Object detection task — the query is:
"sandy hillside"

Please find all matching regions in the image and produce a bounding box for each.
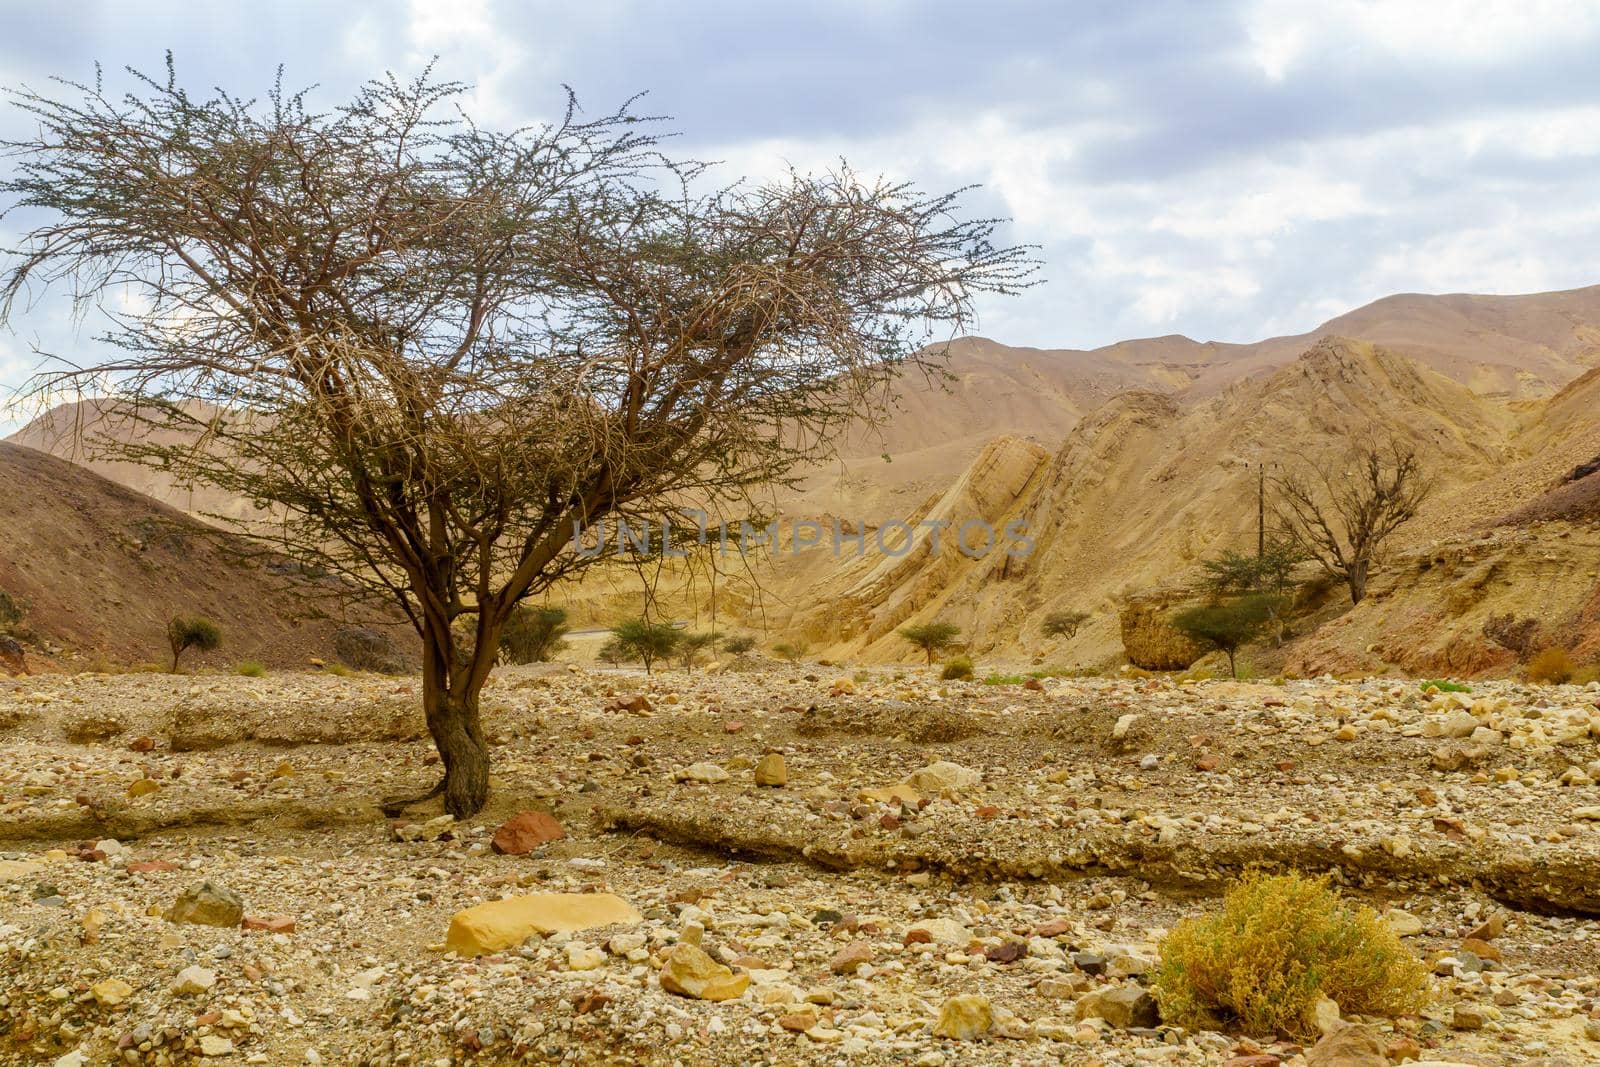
[0,441,410,671]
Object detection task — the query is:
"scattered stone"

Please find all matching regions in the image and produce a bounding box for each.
[490,811,565,854]
[165,882,245,927]
[905,760,981,796]
[931,994,993,1040]
[1305,1024,1386,1067]
[829,940,873,974]
[445,893,641,956]
[91,978,133,1007]
[674,762,730,783]
[173,965,217,995]
[1383,908,1424,937]
[754,753,788,786]
[659,942,750,1001]
[1074,986,1159,1029]
[127,777,160,798]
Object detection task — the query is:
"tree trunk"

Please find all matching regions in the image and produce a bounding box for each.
[1225,648,1237,678]
[424,678,490,818]
[1348,559,1369,605]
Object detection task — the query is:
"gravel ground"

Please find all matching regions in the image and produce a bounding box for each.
[3,665,1600,1065]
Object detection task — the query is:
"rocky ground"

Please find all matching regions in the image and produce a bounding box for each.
[3,663,1600,1065]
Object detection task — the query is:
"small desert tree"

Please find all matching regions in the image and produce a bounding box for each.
[166,615,222,672]
[721,634,757,658]
[898,620,961,665]
[1274,437,1430,605]
[499,605,569,664]
[772,640,808,663]
[611,618,680,674]
[596,638,630,667]
[1,63,1033,815]
[1171,596,1276,678]
[676,631,718,672]
[1041,610,1089,641]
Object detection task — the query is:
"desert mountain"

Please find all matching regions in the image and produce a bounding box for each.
[0,440,409,669]
[7,284,1600,672]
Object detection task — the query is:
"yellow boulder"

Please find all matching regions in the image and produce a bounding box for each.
[659,942,750,1001]
[445,893,641,957]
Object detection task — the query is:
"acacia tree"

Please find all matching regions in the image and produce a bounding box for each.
[1,63,1034,815]
[1273,437,1430,606]
[898,620,961,665]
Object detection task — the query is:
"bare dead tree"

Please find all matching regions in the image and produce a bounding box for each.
[1272,435,1430,605]
[0,59,1037,816]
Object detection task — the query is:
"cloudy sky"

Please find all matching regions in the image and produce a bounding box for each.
[4,0,1600,428]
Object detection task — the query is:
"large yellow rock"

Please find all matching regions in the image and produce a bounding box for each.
[445,893,641,957]
[659,942,750,1001]
[932,994,993,1039]
[0,860,43,883]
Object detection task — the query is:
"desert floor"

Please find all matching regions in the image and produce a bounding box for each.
[3,665,1600,1065]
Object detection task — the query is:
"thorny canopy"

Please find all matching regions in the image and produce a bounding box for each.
[0,60,1036,812]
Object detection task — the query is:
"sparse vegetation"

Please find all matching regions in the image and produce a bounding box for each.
[165,616,222,673]
[0,589,25,630]
[596,638,630,667]
[610,619,681,675]
[1041,610,1090,640]
[940,655,974,681]
[676,632,719,672]
[1171,595,1278,678]
[1153,871,1429,1040]
[721,634,757,658]
[898,621,961,665]
[235,660,267,678]
[1420,678,1471,693]
[772,641,808,663]
[1527,647,1574,685]
[1274,435,1431,604]
[982,673,1029,685]
[500,605,570,664]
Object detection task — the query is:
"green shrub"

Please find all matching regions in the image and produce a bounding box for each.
[1527,647,1574,685]
[1172,595,1279,678]
[610,618,681,674]
[982,673,1028,685]
[166,615,222,672]
[1419,678,1470,694]
[897,621,960,665]
[940,655,974,681]
[1153,871,1429,1040]
[597,638,631,666]
[235,660,267,678]
[771,641,808,663]
[500,605,569,664]
[676,632,718,672]
[1041,610,1089,640]
[721,634,757,657]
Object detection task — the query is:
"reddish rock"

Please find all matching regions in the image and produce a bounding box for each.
[1196,754,1222,772]
[723,720,745,734]
[903,928,933,945]
[829,940,873,974]
[1035,918,1072,937]
[129,736,155,752]
[975,805,1001,819]
[878,813,900,831]
[1023,677,1044,691]
[126,860,180,875]
[491,811,566,855]
[243,913,296,933]
[1224,1057,1280,1067]
[985,940,1028,964]
[193,1011,222,1026]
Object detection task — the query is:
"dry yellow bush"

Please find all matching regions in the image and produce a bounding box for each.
[1153,871,1428,1039]
[1527,647,1574,685]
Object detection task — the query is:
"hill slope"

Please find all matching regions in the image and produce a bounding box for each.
[0,441,409,668]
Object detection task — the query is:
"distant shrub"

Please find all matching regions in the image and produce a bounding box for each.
[940,655,974,681]
[166,615,222,672]
[1153,871,1429,1040]
[500,605,569,664]
[1483,612,1541,661]
[982,673,1028,685]
[1041,610,1090,640]
[1527,647,1574,685]
[1572,664,1600,686]
[897,621,961,665]
[676,631,718,672]
[333,625,407,673]
[721,634,757,657]
[235,660,267,678]
[1419,678,1470,694]
[771,641,808,663]
[596,638,631,667]
[1171,595,1278,678]
[610,618,681,674]
[0,589,25,629]
[323,661,353,677]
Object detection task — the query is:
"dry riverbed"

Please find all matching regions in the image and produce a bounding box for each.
[2,665,1600,1065]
